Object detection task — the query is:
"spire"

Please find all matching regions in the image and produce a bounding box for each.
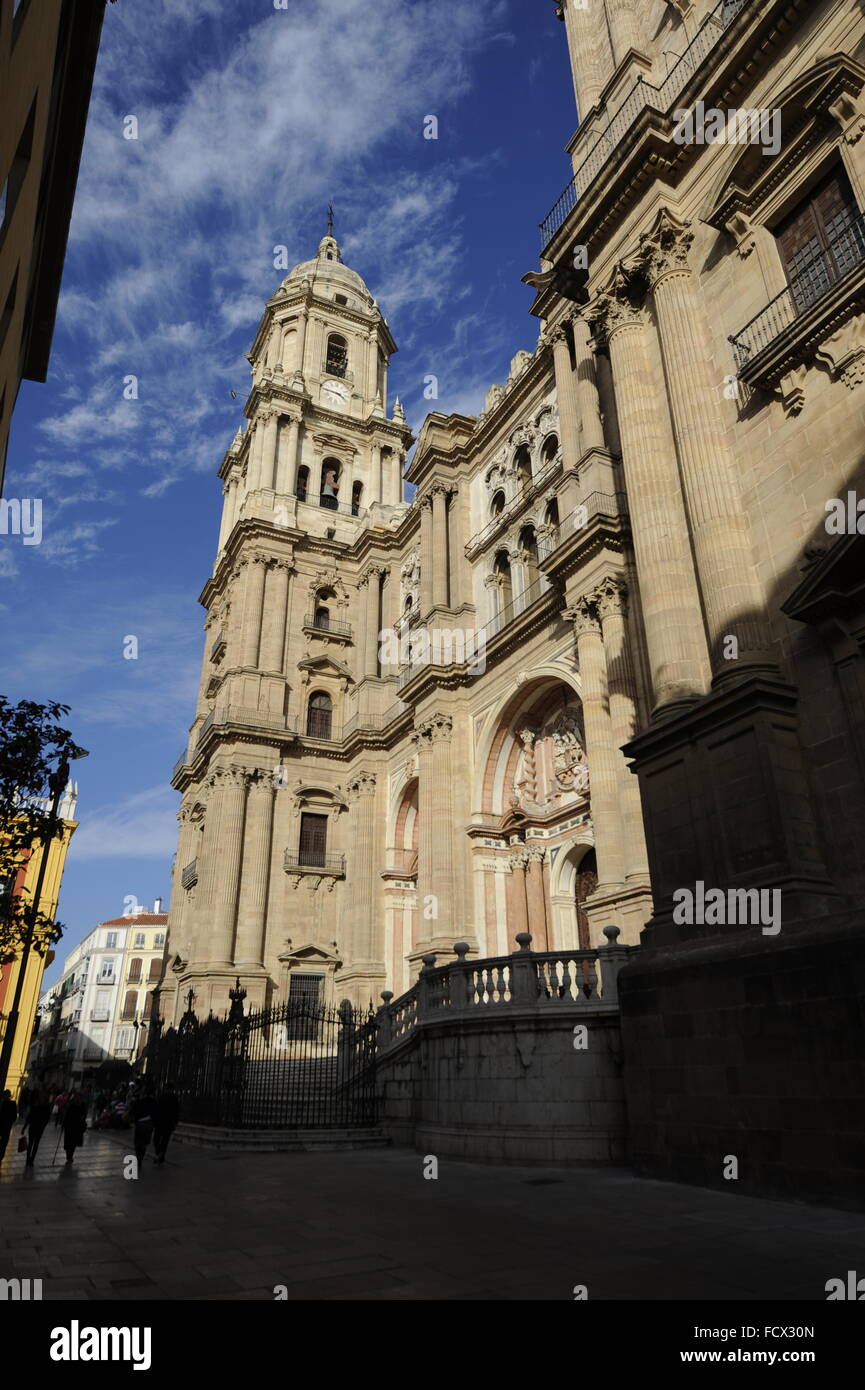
[327,201,334,237]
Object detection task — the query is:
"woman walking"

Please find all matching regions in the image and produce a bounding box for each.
[61,1092,87,1165]
[22,1089,51,1165]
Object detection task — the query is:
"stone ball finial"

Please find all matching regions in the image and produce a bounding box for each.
[602,925,620,942]
[453,942,470,961]
[421,953,437,971]
[515,932,533,952]
[381,990,394,1003]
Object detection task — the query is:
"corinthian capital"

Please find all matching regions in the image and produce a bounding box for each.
[562,598,600,639]
[587,265,646,346]
[416,712,453,743]
[593,573,629,620]
[638,207,694,288]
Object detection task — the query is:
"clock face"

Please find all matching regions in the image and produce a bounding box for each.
[322,380,350,410]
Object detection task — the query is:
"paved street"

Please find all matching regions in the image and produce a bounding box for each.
[0,1129,861,1301]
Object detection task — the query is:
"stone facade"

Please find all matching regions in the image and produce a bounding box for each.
[163,0,865,1203]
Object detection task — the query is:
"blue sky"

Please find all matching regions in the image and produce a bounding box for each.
[2,0,577,987]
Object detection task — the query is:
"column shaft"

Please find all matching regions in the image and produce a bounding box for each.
[507,852,529,938]
[526,852,550,950]
[571,312,605,454]
[432,488,449,609]
[275,417,299,495]
[595,580,649,881]
[240,556,267,668]
[200,769,247,969]
[234,776,273,968]
[562,0,613,116]
[606,0,643,67]
[363,572,380,678]
[420,498,433,615]
[570,605,626,889]
[259,561,289,673]
[551,328,581,473]
[349,776,378,962]
[596,290,709,710]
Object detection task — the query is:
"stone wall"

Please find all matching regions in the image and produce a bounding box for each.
[619,908,865,1209]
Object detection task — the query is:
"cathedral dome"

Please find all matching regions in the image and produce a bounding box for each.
[281,231,374,308]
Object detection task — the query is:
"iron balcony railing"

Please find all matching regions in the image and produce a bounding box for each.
[210,631,226,661]
[181,859,198,890]
[172,751,188,780]
[539,0,754,247]
[465,455,562,556]
[480,576,555,645]
[296,490,365,519]
[196,706,297,745]
[284,850,346,875]
[303,613,352,638]
[729,210,865,369]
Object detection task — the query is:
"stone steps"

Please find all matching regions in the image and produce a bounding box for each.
[174,1123,390,1153]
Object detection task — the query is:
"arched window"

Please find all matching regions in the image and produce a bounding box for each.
[296,466,309,503]
[306,690,333,739]
[514,445,532,490]
[352,481,363,517]
[540,433,558,467]
[575,849,598,953]
[490,490,506,518]
[544,498,559,529]
[519,525,539,587]
[320,458,340,510]
[325,333,348,378]
[313,589,333,630]
[494,550,513,614]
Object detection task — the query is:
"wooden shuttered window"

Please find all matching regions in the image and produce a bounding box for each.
[775,168,863,313]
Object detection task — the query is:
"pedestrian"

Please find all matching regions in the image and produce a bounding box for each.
[18,1084,31,1124]
[0,1090,17,1159]
[129,1085,156,1166]
[22,1089,51,1165]
[53,1090,68,1127]
[60,1092,87,1166]
[153,1082,180,1165]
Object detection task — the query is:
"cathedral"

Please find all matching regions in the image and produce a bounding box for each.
[161,0,865,1191]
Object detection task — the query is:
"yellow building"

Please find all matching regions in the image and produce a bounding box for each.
[0,783,78,1098]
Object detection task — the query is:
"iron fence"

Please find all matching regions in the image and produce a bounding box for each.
[147,984,377,1129]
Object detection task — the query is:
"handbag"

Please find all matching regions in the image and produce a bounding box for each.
[17,1135,27,1152]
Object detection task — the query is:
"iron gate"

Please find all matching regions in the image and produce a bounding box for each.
[147,982,377,1129]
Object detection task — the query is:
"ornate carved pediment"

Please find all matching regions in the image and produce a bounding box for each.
[277,940,342,966]
[297,653,354,689]
[308,567,349,608]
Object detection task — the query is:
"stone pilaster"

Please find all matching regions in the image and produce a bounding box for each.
[234,771,274,970]
[198,765,249,970]
[590,270,710,713]
[571,310,606,455]
[259,406,279,491]
[526,847,550,950]
[550,322,581,475]
[564,598,626,892]
[560,0,613,116]
[275,414,300,495]
[416,712,454,943]
[344,771,382,983]
[360,566,383,678]
[605,0,643,66]
[258,558,292,674]
[419,493,433,616]
[593,575,649,883]
[217,482,232,553]
[240,553,268,669]
[507,848,530,937]
[431,484,449,609]
[638,208,775,682]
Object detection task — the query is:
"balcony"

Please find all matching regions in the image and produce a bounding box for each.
[284,850,345,877]
[466,456,562,560]
[729,211,865,377]
[302,613,352,639]
[172,750,188,780]
[540,0,753,248]
[210,631,226,662]
[90,1011,110,1022]
[195,706,297,747]
[181,859,198,890]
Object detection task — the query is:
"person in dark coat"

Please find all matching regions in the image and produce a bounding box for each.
[153,1083,180,1164]
[61,1092,87,1165]
[18,1085,31,1124]
[0,1091,17,1159]
[129,1086,156,1166]
[22,1089,51,1165]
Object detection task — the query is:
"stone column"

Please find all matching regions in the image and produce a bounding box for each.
[347,771,379,963]
[419,494,433,615]
[606,0,643,67]
[246,420,263,492]
[234,772,274,969]
[294,308,309,383]
[199,766,248,970]
[416,714,454,939]
[561,0,613,116]
[275,415,299,495]
[638,209,775,682]
[240,553,268,669]
[550,323,581,475]
[367,329,379,402]
[361,568,381,678]
[369,442,382,505]
[571,311,605,454]
[259,559,291,674]
[593,575,650,882]
[226,474,240,539]
[260,408,279,491]
[590,270,710,712]
[564,598,626,891]
[507,848,530,938]
[525,847,550,950]
[216,482,232,553]
[431,484,449,609]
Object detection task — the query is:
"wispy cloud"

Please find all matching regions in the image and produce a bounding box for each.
[71,784,179,861]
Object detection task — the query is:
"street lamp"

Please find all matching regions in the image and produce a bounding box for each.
[0,747,89,1093]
